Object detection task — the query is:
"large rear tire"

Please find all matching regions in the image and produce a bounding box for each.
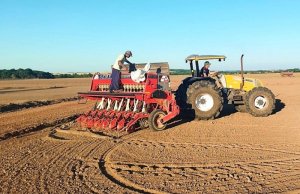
[245,87,275,117]
[175,82,189,109]
[187,80,223,120]
[149,109,167,131]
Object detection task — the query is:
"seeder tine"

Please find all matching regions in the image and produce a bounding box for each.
[104,110,112,117]
[124,112,133,119]
[109,111,117,118]
[90,110,98,117]
[97,97,105,109]
[115,112,122,120]
[118,98,124,111]
[97,110,105,117]
[80,116,89,127]
[76,115,85,123]
[125,99,131,111]
[109,118,118,130]
[102,119,110,129]
[117,118,125,131]
[93,119,101,129]
[86,117,94,129]
[142,101,146,113]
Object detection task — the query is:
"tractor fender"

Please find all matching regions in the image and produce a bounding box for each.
[181,77,215,86]
[175,77,220,110]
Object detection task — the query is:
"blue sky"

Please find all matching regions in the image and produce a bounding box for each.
[0,0,299,72]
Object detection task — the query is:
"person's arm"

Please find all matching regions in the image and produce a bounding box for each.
[124,58,133,65]
[118,60,128,70]
[209,71,218,76]
[124,58,136,72]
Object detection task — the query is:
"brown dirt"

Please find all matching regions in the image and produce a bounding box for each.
[0,73,300,193]
[0,97,80,113]
[0,101,93,139]
[0,78,91,104]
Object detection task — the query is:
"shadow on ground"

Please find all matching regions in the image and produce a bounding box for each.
[167,98,285,129]
[274,99,285,114]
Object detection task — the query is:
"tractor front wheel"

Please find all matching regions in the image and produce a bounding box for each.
[149,109,167,131]
[245,87,275,117]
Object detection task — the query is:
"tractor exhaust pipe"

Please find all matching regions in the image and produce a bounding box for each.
[240,54,245,90]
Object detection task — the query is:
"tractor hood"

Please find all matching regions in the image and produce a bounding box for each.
[221,75,263,91]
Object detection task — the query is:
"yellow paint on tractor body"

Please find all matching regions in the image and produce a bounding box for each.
[222,75,263,92]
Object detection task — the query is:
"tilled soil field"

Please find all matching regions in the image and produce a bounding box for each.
[0,78,91,104]
[0,74,299,193]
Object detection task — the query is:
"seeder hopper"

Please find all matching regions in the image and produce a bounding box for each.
[76,63,180,133]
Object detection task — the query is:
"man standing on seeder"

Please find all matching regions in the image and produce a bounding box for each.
[110,50,135,93]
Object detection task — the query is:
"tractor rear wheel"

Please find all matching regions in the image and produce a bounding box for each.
[175,82,189,109]
[187,80,223,120]
[245,87,275,117]
[149,109,167,131]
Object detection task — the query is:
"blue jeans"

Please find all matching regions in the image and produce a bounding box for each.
[110,68,120,91]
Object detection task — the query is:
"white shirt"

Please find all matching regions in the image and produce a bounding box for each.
[112,54,125,70]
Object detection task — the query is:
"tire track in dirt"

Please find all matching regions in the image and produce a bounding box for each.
[0,100,93,140]
[0,97,79,114]
[49,132,132,194]
[116,160,300,193]
[103,138,300,193]
[58,140,107,193]
[37,141,86,193]
[4,141,65,193]
[99,130,168,194]
[0,115,78,141]
[33,129,101,193]
[1,119,140,193]
[2,128,112,194]
[34,129,120,194]
[129,139,300,156]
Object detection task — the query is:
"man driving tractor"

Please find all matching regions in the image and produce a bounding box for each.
[200,61,221,87]
[200,61,219,77]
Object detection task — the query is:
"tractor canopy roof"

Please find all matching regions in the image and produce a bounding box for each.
[185,55,226,62]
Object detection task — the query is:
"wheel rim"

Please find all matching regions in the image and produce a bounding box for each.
[140,119,149,128]
[195,93,214,112]
[254,96,267,109]
[154,112,165,129]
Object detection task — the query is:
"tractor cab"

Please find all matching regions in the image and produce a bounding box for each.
[184,54,261,92]
[185,55,226,77]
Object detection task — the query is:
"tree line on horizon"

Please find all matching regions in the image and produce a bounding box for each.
[0,68,93,79]
[0,68,299,80]
[0,68,54,79]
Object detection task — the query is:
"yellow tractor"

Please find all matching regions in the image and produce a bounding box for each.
[175,54,275,119]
